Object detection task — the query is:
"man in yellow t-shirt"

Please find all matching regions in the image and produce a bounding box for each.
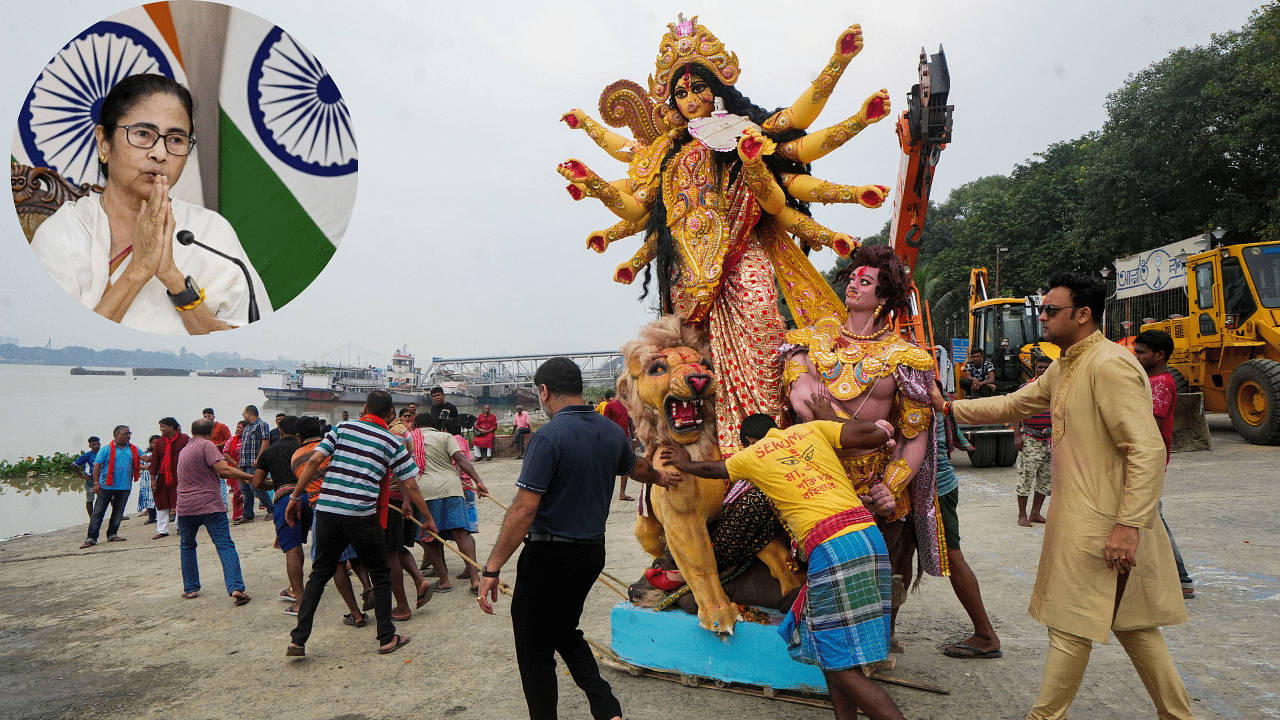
[663,412,906,720]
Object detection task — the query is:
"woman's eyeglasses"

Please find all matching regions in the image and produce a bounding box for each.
[109,125,196,156]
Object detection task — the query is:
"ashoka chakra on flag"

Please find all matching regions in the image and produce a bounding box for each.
[247,25,357,177]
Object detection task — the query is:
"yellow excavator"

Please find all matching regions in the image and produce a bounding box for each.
[953,268,1060,466]
[1140,240,1280,444]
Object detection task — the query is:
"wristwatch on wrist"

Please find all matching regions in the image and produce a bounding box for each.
[166,275,201,307]
[481,567,500,578]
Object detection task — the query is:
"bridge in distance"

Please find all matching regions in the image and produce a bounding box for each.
[421,351,623,386]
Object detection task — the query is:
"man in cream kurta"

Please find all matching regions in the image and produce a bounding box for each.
[934,272,1192,720]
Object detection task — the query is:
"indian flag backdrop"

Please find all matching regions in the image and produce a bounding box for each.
[218,8,357,309]
[12,2,205,207]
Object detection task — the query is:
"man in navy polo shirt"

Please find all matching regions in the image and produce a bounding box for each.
[477,357,674,720]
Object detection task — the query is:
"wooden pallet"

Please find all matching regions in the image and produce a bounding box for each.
[591,643,949,711]
[593,644,834,709]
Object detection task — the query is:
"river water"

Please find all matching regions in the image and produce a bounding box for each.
[0,364,518,538]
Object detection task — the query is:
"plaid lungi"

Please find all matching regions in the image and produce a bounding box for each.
[779,525,892,670]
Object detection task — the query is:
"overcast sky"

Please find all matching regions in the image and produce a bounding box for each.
[1,0,1266,366]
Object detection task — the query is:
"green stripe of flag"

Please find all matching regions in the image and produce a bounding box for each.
[217,108,335,309]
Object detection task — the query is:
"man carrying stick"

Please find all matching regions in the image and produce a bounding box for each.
[476,357,673,720]
[284,391,436,657]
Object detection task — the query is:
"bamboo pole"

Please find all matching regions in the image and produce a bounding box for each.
[390,505,512,597]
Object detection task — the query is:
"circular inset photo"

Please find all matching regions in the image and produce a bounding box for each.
[11,2,356,334]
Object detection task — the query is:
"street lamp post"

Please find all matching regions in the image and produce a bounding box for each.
[995,247,1010,296]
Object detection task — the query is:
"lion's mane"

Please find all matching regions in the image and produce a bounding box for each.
[617,316,720,463]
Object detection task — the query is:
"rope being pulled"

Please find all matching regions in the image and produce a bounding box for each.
[389,504,513,597]
[480,493,630,601]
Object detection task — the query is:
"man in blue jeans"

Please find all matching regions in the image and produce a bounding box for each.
[176,418,255,604]
[81,426,138,548]
[235,405,273,524]
[72,435,101,518]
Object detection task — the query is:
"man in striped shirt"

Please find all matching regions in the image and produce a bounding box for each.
[284,391,435,657]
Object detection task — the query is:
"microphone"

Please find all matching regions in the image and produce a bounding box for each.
[176,230,260,323]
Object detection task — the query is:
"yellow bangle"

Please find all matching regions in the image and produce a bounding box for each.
[881,458,913,493]
[176,287,205,312]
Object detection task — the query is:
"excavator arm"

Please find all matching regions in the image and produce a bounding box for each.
[889,47,953,272]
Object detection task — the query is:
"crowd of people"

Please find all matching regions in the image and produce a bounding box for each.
[71,391,515,628]
[64,283,1199,720]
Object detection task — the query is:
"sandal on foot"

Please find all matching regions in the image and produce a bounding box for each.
[107,536,127,542]
[232,592,252,606]
[278,589,296,602]
[181,591,199,599]
[152,533,169,540]
[434,582,453,594]
[416,585,433,609]
[79,541,95,549]
[283,603,299,616]
[343,613,367,628]
[454,570,470,580]
[360,588,374,611]
[942,643,1003,659]
[286,644,305,658]
[378,634,411,655]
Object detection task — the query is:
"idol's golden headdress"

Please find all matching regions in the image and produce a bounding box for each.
[647,14,740,105]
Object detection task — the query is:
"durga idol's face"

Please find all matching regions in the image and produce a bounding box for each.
[673,73,715,120]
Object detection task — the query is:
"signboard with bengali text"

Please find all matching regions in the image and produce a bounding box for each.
[1114,237,1210,300]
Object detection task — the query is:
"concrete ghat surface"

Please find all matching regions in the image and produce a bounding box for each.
[0,414,1274,719]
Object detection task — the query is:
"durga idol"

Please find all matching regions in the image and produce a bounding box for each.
[558,14,892,451]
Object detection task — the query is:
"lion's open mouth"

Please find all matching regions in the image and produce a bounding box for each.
[665,396,705,433]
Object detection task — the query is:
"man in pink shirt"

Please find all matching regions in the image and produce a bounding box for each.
[177,418,256,604]
[511,405,532,458]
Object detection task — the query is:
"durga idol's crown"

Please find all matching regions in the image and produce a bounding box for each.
[647,14,740,105]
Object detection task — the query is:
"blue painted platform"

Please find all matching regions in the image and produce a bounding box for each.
[610,602,830,693]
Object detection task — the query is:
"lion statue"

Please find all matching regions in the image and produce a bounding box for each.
[618,316,803,634]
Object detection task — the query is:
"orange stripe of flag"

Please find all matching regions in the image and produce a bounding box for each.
[143,2,184,70]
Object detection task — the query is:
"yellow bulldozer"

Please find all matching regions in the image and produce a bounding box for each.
[952,268,1060,466]
[1141,240,1280,444]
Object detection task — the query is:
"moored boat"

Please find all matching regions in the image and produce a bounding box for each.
[132,368,190,376]
[196,367,260,378]
[70,367,126,376]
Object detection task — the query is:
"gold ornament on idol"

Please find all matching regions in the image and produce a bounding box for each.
[881,458,914,495]
[839,321,891,341]
[648,14,740,104]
